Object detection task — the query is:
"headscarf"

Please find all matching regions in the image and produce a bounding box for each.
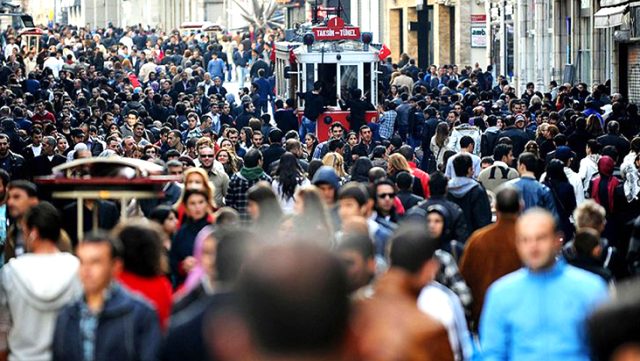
[179,225,216,297]
[591,156,619,211]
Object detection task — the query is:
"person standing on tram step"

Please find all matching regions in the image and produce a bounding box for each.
[300,81,326,139]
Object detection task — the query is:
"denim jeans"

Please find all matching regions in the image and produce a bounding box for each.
[299,116,316,139]
[237,66,247,88]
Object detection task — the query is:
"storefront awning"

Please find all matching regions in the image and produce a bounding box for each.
[595,4,629,28]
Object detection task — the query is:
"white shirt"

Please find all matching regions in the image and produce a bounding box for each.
[31,144,42,157]
[43,57,63,78]
[418,282,471,361]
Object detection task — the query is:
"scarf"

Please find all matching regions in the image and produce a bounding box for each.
[240,166,265,181]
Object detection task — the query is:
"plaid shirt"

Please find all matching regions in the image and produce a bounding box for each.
[225,171,272,222]
[378,110,397,140]
[436,250,473,311]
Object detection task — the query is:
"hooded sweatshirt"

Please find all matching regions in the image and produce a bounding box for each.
[0,253,81,361]
[447,177,492,233]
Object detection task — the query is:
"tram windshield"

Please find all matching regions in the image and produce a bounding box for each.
[318,63,337,106]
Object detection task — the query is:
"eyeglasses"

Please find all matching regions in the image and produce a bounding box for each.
[200,154,214,158]
[378,193,396,199]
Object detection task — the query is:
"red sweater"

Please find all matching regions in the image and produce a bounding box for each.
[118,271,173,330]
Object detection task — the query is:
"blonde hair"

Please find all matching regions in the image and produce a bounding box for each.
[574,200,606,231]
[322,152,346,177]
[176,168,217,209]
[388,153,411,174]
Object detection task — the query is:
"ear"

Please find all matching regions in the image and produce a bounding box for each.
[112,258,124,277]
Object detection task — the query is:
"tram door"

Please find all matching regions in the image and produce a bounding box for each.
[317,63,337,106]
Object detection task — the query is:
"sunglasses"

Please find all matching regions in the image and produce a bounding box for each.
[200,154,214,158]
[378,193,396,199]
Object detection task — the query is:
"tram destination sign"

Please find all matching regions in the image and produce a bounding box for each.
[312,17,361,41]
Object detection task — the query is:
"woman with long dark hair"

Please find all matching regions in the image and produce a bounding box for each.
[271,152,310,214]
[544,159,577,241]
[247,182,283,237]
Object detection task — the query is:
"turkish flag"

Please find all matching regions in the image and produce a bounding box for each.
[378,44,391,60]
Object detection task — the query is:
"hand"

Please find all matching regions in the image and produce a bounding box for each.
[182,256,197,273]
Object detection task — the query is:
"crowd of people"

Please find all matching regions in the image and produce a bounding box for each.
[0,20,637,361]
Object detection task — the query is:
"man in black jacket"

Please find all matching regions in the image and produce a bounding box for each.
[274,98,298,135]
[300,81,326,139]
[446,154,492,235]
[339,88,375,132]
[499,114,531,158]
[597,121,630,164]
[261,128,285,171]
[31,136,66,179]
[408,171,470,243]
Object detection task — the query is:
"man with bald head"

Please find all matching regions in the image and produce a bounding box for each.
[480,209,608,361]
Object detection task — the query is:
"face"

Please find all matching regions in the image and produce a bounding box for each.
[186,174,205,189]
[77,242,118,296]
[0,138,9,156]
[32,133,43,145]
[228,132,239,145]
[305,135,314,147]
[360,128,372,142]
[506,150,514,165]
[123,138,136,153]
[199,148,215,168]
[331,126,344,139]
[427,213,445,238]
[188,117,197,129]
[57,138,68,152]
[516,213,561,271]
[186,193,209,220]
[167,133,180,147]
[216,151,229,164]
[42,140,54,155]
[347,134,358,146]
[317,184,336,205]
[7,188,37,219]
[339,249,373,292]
[126,114,137,126]
[168,165,184,178]
[134,125,145,137]
[221,140,233,150]
[339,198,364,219]
[252,134,263,147]
[145,147,157,158]
[375,184,395,215]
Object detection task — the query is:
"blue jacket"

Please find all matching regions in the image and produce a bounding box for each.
[52,284,161,361]
[508,176,559,220]
[480,261,607,361]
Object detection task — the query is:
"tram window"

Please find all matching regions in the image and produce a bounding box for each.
[318,64,337,106]
[305,64,315,92]
[340,65,358,101]
[363,63,371,103]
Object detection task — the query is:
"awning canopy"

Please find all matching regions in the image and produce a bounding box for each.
[594,4,628,28]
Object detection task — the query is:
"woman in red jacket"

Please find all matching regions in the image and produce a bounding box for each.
[115,219,173,331]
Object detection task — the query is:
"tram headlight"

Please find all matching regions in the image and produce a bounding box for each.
[303,33,315,51]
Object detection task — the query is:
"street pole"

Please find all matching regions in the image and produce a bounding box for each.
[535,0,545,90]
[500,0,506,78]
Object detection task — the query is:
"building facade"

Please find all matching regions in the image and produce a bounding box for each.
[382,0,487,70]
[485,0,638,104]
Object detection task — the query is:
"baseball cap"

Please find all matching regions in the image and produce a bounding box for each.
[555,146,576,162]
